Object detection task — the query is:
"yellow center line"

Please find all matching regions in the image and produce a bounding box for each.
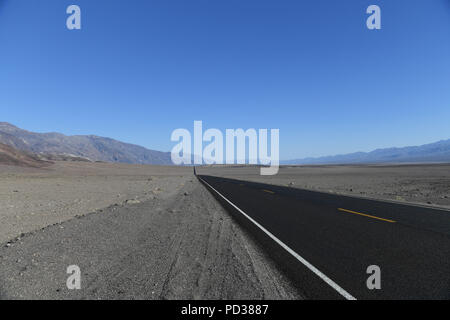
[338,208,396,223]
[263,189,275,194]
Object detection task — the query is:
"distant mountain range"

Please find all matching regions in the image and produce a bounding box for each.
[1,122,449,167]
[284,139,450,165]
[0,122,172,165]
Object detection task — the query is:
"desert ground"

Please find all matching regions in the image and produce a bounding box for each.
[198,164,450,210]
[0,161,299,299]
[0,161,192,244]
[2,161,450,299]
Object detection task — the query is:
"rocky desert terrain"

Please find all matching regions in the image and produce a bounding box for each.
[0,161,191,244]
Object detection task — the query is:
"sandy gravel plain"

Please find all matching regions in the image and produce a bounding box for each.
[0,161,300,299]
[198,164,450,210]
[0,161,193,244]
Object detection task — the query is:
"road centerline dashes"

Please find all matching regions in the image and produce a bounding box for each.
[338,208,396,223]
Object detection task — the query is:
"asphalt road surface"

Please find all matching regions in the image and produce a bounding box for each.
[197,175,450,300]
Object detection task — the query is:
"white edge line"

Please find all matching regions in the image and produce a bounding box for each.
[198,176,357,301]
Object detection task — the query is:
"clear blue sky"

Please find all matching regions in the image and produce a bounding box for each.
[1,0,449,159]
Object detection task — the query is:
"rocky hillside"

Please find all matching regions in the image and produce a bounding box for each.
[0,122,172,165]
[0,142,51,168]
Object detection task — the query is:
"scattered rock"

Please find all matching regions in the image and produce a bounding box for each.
[184,192,189,196]
[125,199,140,204]
[152,188,162,194]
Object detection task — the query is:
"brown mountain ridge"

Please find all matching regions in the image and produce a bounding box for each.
[0,142,51,168]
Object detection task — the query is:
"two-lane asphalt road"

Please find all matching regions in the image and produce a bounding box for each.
[197,175,450,300]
